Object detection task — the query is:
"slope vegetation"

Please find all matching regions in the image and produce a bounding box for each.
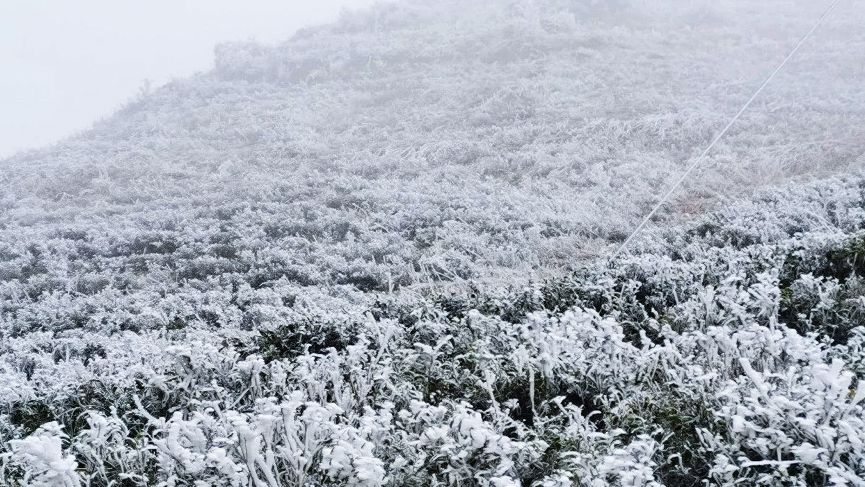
[1,0,865,486]
[2,0,863,289]
[3,173,865,486]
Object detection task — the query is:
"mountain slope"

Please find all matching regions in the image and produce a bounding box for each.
[2,0,863,290]
[3,172,865,486]
[2,1,865,485]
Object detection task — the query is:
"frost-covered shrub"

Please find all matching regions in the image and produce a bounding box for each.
[5,422,80,487]
[1,0,865,485]
[4,176,865,484]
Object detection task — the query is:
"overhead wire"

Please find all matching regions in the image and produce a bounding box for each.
[611,0,841,259]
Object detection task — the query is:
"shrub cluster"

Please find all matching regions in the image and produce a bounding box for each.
[1,0,864,484]
[2,0,863,291]
[2,174,865,485]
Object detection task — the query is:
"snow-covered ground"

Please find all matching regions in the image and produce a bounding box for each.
[1,1,864,485]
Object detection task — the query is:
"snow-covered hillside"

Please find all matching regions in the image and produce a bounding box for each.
[2,0,863,288]
[1,0,864,485]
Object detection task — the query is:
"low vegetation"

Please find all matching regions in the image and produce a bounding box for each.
[1,0,864,485]
[2,175,865,486]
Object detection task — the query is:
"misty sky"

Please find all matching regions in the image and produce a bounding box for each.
[0,0,380,159]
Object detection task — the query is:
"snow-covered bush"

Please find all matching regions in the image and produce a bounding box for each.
[1,0,865,485]
[5,422,80,487]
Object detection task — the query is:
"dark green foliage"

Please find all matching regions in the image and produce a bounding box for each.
[824,232,865,281]
[241,320,361,363]
[20,244,48,280]
[10,401,57,437]
[0,245,21,262]
[166,317,188,331]
[336,272,382,292]
[108,234,180,257]
[52,342,106,366]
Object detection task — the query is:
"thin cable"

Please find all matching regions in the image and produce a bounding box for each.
[611,1,840,259]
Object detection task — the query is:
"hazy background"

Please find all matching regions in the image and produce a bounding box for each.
[0,0,380,159]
